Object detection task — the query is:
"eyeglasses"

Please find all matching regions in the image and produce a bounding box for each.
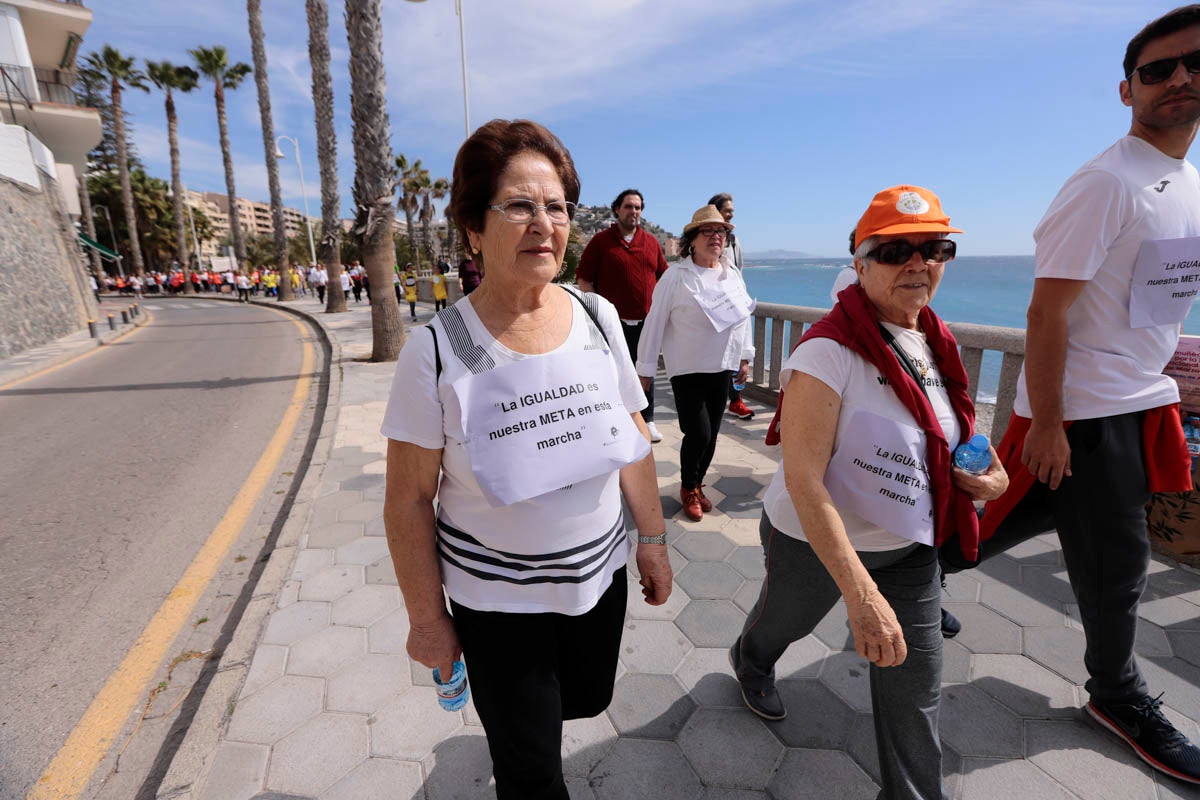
[1130,49,1200,84]
[866,239,956,266]
[488,199,575,225]
[696,227,728,239]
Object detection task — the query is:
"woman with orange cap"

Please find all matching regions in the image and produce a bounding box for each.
[729,186,1007,799]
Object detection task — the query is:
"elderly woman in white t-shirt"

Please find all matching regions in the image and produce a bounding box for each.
[729,185,1007,800]
[381,119,672,800]
[635,204,755,522]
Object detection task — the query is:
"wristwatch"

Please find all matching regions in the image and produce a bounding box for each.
[637,533,667,545]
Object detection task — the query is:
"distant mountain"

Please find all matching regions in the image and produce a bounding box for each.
[744,249,814,260]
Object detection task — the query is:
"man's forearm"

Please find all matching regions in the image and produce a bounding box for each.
[1024,303,1069,426]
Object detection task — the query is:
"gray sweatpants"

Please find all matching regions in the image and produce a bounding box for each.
[734,513,945,800]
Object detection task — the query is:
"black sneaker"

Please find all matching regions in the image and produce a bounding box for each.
[729,644,787,721]
[1087,693,1200,784]
[941,607,962,638]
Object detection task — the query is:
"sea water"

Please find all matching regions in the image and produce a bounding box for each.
[741,256,1200,402]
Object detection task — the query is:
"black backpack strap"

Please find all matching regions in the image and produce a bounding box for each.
[564,285,610,349]
[427,324,442,380]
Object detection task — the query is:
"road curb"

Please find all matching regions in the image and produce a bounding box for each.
[0,303,148,390]
[154,295,344,800]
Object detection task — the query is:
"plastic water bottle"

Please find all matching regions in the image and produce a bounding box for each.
[433,660,469,711]
[732,380,746,392]
[1184,416,1200,466]
[953,434,992,475]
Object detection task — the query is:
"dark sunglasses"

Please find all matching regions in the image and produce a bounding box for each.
[866,239,957,266]
[1130,49,1200,85]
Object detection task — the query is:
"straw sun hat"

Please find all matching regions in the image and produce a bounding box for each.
[683,205,735,236]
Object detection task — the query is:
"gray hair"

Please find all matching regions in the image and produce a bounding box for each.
[853,236,879,261]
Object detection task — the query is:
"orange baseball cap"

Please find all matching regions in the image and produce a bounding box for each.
[853,185,962,251]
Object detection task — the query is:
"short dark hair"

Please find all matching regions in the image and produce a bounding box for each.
[1124,4,1200,78]
[679,228,701,260]
[611,189,644,215]
[447,119,580,268]
[708,192,733,211]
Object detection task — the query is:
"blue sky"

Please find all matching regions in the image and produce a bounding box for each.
[86,1,1175,257]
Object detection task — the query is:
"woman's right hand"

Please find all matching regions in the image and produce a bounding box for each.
[407,613,462,678]
[845,585,907,667]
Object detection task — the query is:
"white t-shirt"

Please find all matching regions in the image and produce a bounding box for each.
[635,257,755,378]
[1015,136,1200,420]
[380,289,647,615]
[762,324,962,552]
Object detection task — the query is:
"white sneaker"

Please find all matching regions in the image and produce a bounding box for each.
[646,422,663,443]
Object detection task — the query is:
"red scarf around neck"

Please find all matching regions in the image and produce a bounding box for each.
[765,283,981,561]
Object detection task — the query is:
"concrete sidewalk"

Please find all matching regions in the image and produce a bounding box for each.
[92,293,1200,799]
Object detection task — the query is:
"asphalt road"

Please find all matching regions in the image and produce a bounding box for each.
[0,296,323,799]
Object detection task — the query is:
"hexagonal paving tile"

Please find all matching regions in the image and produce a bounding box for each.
[676,647,741,708]
[266,712,368,796]
[624,576,689,621]
[562,713,618,778]
[286,625,367,678]
[970,653,1080,718]
[941,639,971,684]
[959,756,1077,799]
[732,579,762,614]
[678,708,783,788]
[364,555,398,586]
[815,650,872,713]
[1169,628,1200,666]
[675,599,745,648]
[939,683,1023,758]
[335,536,390,566]
[676,562,745,600]
[812,601,853,651]
[607,673,696,740]
[418,729,494,798]
[770,678,858,748]
[768,749,878,800]
[725,546,765,579]
[1022,625,1089,685]
[654,459,681,477]
[943,602,1023,655]
[327,652,412,713]
[1026,718,1158,799]
[698,790,770,800]
[261,601,331,646]
[339,472,385,492]
[366,607,409,654]
[226,675,324,745]
[306,521,367,550]
[775,636,827,681]
[315,489,363,510]
[196,740,268,800]
[674,531,737,562]
[619,618,692,674]
[298,564,365,603]
[331,584,401,627]
[319,757,424,800]
[589,739,702,800]
[370,686,465,759]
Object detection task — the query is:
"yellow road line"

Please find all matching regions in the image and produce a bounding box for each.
[29,313,314,800]
[0,310,154,392]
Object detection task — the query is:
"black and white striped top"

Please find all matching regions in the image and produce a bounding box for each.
[380,287,647,615]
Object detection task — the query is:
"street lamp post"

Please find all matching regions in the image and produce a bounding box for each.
[95,205,125,278]
[274,134,318,267]
[406,0,470,138]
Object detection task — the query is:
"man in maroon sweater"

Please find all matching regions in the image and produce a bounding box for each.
[577,189,669,442]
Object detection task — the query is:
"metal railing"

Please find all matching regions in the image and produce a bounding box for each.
[34,67,78,106]
[744,302,1026,441]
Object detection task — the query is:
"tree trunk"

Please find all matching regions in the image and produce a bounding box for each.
[346,0,404,361]
[307,0,345,312]
[249,0,292,300]
[166,90,193,292]
[111,81,145,275]
[78,174,103,278]
[215,82,247,266]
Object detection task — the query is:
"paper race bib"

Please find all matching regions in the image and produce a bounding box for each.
[1129,236,1200,328]
[823,410,935,546]
[454,348,650,507]
[695,278,756,332]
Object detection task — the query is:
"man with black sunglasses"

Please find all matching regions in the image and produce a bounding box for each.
[980,4,1200,786]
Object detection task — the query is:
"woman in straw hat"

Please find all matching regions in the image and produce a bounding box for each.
[635,204,756,521]
[730,185,1007,799]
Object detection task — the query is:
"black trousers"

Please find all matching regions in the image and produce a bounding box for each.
[622,321,654,422]
[450,569,627,800]
[670,371,731,489]
[976,412,1151,703]
[316,285,325,303]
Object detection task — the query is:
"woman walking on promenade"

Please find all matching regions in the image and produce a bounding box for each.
[730,186,1007,799]
[381,119,672,800]
[635,204,755,521]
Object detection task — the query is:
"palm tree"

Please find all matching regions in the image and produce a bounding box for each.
[421,176,449,263]
[247,0,292,300]
[345,0,404,360]
[190,45,252,267]
[404,164,429,266]
[86,46,148,275]
[307,0,345,312]
[146,60,199,291]
[394,153,420,263]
